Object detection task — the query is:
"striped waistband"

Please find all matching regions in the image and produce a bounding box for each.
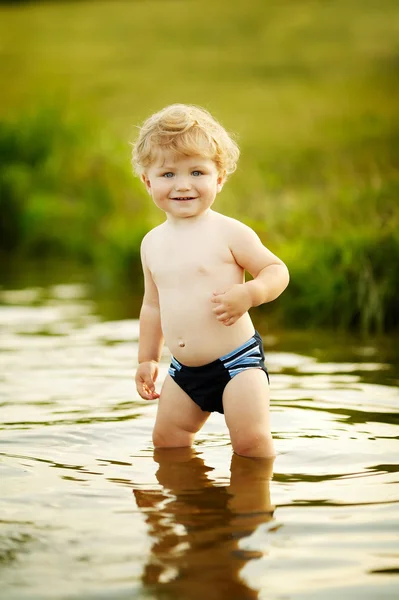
[170,331,261,372]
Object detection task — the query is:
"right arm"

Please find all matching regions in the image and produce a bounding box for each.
[135,236,164,400]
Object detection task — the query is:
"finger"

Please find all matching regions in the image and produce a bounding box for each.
[143,377,156,393]
[136,377,155,399]
[144,387,159,400]
[211,291,225,302]
[138,380,150,396]
[216,312,230,321]
[139,384,159,400]
[137,386,151,400]
[222,317,236,327]
[212,305,226,314]
[140,391,159,400]
[144,379,160,399]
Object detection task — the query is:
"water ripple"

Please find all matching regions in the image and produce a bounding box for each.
[0,285,398,599]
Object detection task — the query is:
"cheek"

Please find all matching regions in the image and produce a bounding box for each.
[198,179,214,192]
[152,181,169,196]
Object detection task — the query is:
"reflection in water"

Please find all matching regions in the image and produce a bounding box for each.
[133,449,274,600]
[1,283,398,599]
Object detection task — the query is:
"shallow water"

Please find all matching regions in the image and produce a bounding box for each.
[0,283,398,600]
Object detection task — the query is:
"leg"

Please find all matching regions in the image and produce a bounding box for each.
[223,369,275,458]
[228,454,275,525]
[152,375,210,448]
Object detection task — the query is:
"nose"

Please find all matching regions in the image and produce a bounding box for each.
[174,177,191,192]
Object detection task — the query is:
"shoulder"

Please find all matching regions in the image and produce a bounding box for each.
[141,223,165,247]
[140,224,165,259]
[212,212,260,244]
[211,211,244,231]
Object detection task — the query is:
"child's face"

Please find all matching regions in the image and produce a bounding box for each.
[142,150,225,221]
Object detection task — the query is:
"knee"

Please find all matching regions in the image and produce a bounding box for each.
[152,426,194,449]
[152,428,167,448]
[231,430,275,459]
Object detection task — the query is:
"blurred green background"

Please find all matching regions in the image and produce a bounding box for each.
[1,0,398,333]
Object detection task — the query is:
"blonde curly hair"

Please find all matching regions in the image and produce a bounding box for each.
[132,104,240,177]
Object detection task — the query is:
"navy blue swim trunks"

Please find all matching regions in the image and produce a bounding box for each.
[168,330,269,414]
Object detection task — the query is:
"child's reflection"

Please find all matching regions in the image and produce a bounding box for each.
[133,448,275,600]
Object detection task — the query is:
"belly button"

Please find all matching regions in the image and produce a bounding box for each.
[178,340,185,348]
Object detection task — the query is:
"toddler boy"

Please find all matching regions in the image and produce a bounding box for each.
[132,104,289,458]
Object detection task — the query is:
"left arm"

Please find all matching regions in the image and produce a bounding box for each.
[212,220,289,326]
[245,263,290,307]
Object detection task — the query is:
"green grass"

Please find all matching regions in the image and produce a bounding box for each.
[0,0,398,333]
[0,105,158,284]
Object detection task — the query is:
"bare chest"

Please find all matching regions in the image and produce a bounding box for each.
[148,237,236,288]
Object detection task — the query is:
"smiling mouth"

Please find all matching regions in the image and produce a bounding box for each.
[171,197,198,201]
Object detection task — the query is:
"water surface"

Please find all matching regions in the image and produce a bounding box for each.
[0,284,398,599]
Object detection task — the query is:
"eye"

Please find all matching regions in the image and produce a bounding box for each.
[192,170,203,176]
[162,172,174,178]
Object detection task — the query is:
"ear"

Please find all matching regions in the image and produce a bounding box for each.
[141,173,152,194]
[216,170,227,193]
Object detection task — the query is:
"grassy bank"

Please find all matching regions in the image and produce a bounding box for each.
[0,0,398,333]
[0,106,156,281]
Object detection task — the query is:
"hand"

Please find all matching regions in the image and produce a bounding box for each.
[211,284,252,327]
[135,361,160,400]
